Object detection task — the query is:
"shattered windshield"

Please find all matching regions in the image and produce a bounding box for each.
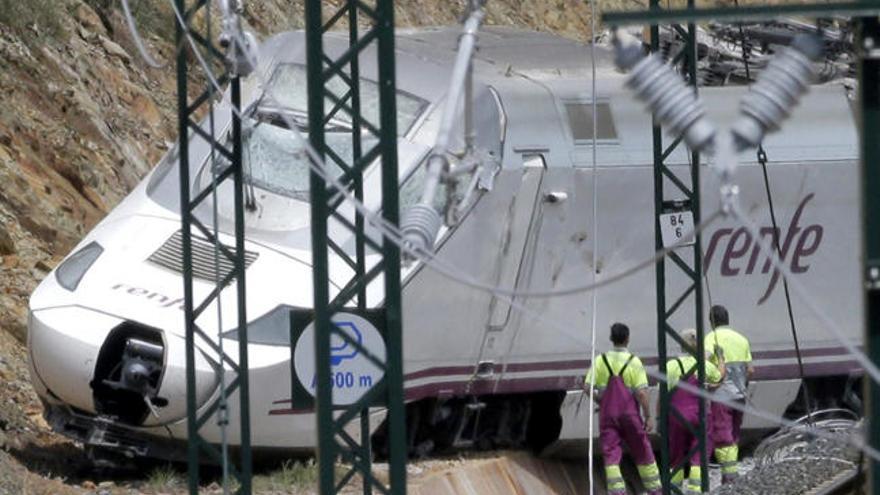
[264,63,427,134]
[241,119,373,200]
[147,63,427,210]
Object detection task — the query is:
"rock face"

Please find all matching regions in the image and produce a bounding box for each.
[0,2,179,344]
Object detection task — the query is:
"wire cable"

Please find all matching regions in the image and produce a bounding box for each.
[162,0,728,364]
[164,1,877,396]
[730,203,880,386]
[121,0,169,69]
[755,148,814,421]
[415,211,880,467]
[641,366,880,462]
[203,4,232,494]
[165,1,880,454]
[158,1,728,304]
[587,1,600,492]
[733,0,814,424]
[133,5,880,470]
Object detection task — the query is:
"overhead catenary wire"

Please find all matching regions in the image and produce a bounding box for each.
[161,0,727,303]
[587,1,600,493]
[203,3,232,494]
[730,203,880,385]
[278,24,880,425]
[127,3,880,470]
[614,26,880,393]
[160,0,880,394]
[156,0,732,362]
[121,0,170,69]
[165,0,880,432]
[733,0,813,424]
[166,3,880,404]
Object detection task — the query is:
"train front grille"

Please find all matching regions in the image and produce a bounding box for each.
[147,230,258,282]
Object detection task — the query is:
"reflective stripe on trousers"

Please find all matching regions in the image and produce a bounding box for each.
[684,465,704,494]
[637,462,662,491]
[605,464,626,494]
[715,444,739,474]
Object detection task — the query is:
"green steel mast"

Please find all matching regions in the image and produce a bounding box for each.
[175,0,252,493]
[861,13,880,495]
[648,1,709,492]
[302,1,408,493]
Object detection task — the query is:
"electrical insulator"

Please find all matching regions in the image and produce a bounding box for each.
[615,42,717,153]
[401,203,442,255]
[731,34,823,150]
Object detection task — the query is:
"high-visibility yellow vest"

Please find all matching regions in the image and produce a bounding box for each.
[585,348,648,390]
[705,326,752,364]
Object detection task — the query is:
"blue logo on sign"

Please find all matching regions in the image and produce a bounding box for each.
[330,321,362,366]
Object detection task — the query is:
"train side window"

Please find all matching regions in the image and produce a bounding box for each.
[564,102,617,142]
[399,157,448,214]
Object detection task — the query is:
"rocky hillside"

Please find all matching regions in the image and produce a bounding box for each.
[0,0,599,492]
[0,0,598,344]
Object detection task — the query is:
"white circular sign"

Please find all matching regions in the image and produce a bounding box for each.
[293,312,386,406]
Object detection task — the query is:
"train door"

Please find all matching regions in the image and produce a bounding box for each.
[471,153,547,392]
[486,161,601,396]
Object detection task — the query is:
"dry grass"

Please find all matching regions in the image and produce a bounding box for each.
[144,464,185,493]
[0,0,62,37]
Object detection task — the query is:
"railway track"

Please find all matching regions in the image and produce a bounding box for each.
[711,409,862,495]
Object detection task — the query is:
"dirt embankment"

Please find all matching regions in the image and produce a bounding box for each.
[0,1,598,492]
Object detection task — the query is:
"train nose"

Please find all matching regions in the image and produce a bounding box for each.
[28,307,218,425]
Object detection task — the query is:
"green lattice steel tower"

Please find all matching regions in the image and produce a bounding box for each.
[301,1,408,493]
[647,1,710,492]
[174,0,252,493]
[861,14,880,495]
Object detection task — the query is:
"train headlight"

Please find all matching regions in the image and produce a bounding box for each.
[55,241,104,291]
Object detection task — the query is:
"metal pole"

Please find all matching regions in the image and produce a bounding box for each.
[376,1,408,490]
[347,3,373,495]
[860,14,880,495]
[175,2,199,491]
[304,2,335,492]
[649,10,673,493]
[686,5,709,490]
[230,76,252,495]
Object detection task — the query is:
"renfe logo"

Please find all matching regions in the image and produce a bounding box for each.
[703,194,823,305]
[110,283,185,310]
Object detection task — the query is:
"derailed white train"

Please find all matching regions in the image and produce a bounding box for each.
[26,27,861,462]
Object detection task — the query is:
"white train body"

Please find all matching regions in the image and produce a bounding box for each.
[27,28,861,460]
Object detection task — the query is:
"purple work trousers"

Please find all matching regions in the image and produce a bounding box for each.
[711,401,743,448]
[669,377,712,469]
[600,411,655,466]
[599,376,655,466]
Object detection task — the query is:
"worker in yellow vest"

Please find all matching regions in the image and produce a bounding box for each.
[704,305,753,485]
[585,323,661,495]
[664,328,724,494]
